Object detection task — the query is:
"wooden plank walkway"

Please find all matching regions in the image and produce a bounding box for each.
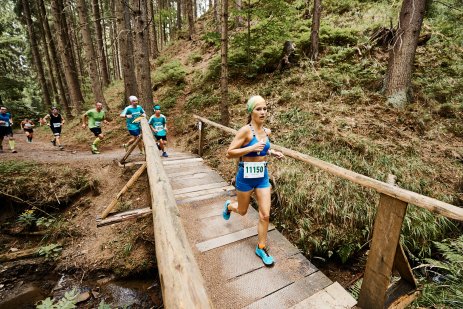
[161,149,357,308]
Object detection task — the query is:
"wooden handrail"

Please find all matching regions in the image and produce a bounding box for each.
[140,118,212,308]
[193,115,463,221]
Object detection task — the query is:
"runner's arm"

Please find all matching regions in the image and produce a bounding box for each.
[226,127,264,159]
[82,114,88,128]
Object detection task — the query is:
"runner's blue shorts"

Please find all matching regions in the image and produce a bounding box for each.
[128,129,141,136]
[235,164,271,192]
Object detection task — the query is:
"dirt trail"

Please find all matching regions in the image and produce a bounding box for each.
[1,131,128,164]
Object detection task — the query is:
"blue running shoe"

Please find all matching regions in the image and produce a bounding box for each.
[162,151,169,157]
[255,245,275,266]
[222,200,231,220]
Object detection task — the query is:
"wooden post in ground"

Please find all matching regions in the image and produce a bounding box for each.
[358,174,416,309]
[140,118,212,308]
[198,120,205,157]
[120,135,142,164]
[358,194,408,308]
[99,162,147,219]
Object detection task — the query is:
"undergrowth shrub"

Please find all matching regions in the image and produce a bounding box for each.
[185,91,219,111]
[319,25,359,46]
[152,60,186,87]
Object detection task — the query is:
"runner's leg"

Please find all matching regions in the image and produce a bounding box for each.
[254,187,271,247]
[228,190,252,216]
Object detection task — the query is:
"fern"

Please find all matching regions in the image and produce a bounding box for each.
[413,235,463,308]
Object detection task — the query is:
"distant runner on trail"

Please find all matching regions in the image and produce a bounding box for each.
[20,118,35,143]
[0,106,17,153]
[82,102,109,154]
[120,96,145,154]
[222,95,284,266]
[148,104,168,157]
[42,107,65,150]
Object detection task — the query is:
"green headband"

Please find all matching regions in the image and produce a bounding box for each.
[247,96,259,113]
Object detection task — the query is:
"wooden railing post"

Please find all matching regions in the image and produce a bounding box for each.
[358,193,408,308]
[198,120,205,157]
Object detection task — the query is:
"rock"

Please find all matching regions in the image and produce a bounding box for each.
[91,289,100,298]
[10,248,19,252]
[75,291,91,303]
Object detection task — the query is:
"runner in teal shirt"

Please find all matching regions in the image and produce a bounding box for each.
[148,104,168,157]
[120,96,146,154]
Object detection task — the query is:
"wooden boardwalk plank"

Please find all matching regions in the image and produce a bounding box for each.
[176,190,236,204]
[173,182,230,195]
[174,185,235,200]
[163,157,203,165]
[290,282,357,309]
[244,271,332,309]
[196,225,276,253]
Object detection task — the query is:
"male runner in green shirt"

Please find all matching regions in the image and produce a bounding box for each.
[82,102,109,154]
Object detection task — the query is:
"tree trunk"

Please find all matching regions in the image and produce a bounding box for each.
[187,0,195,39]
[177,0,182,32]
[235,0,242,27]
[67,1,85,84]
[220,0,229,126]
[40,0,72,117]
[36,3,59,106]
[193,0,197,19]
[76,0,108,109]
[115,0,138,101]
[110,0,121,80]
[22,0,52,109]
[384,0,426,107]
[214,0,219,33]
[149,0,160,58]
[92,0,110,87]
[131,0,153,112]
[310,0,321,61]
[51,0,84,113]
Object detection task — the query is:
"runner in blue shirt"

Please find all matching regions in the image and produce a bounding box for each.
[148,104,168,157]
[0,106,17,153]
[120,96,146,154]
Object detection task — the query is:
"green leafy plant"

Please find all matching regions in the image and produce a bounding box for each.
[36,289,78,309]
[413,236,463,308]
[36,217,55,228]
[17,209,37,226]
[97,300,112,309]
[38,243,62,261]
[188,52,203,64]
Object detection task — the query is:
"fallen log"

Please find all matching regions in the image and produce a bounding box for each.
[0,247,39,262]
[96,207,152,227]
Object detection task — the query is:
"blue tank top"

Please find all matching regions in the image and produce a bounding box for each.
[243,124,271,157]
[0,112,11,127]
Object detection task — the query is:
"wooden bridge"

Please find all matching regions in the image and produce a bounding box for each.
[98,116,463,308]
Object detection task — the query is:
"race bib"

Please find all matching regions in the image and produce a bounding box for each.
[155,125,164,131]
[94,121,101,127]
[0,122,7,127]
[53,123,61,128]
[243,162,266,179]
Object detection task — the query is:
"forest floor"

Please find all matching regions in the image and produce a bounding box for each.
[0,131,163,308]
